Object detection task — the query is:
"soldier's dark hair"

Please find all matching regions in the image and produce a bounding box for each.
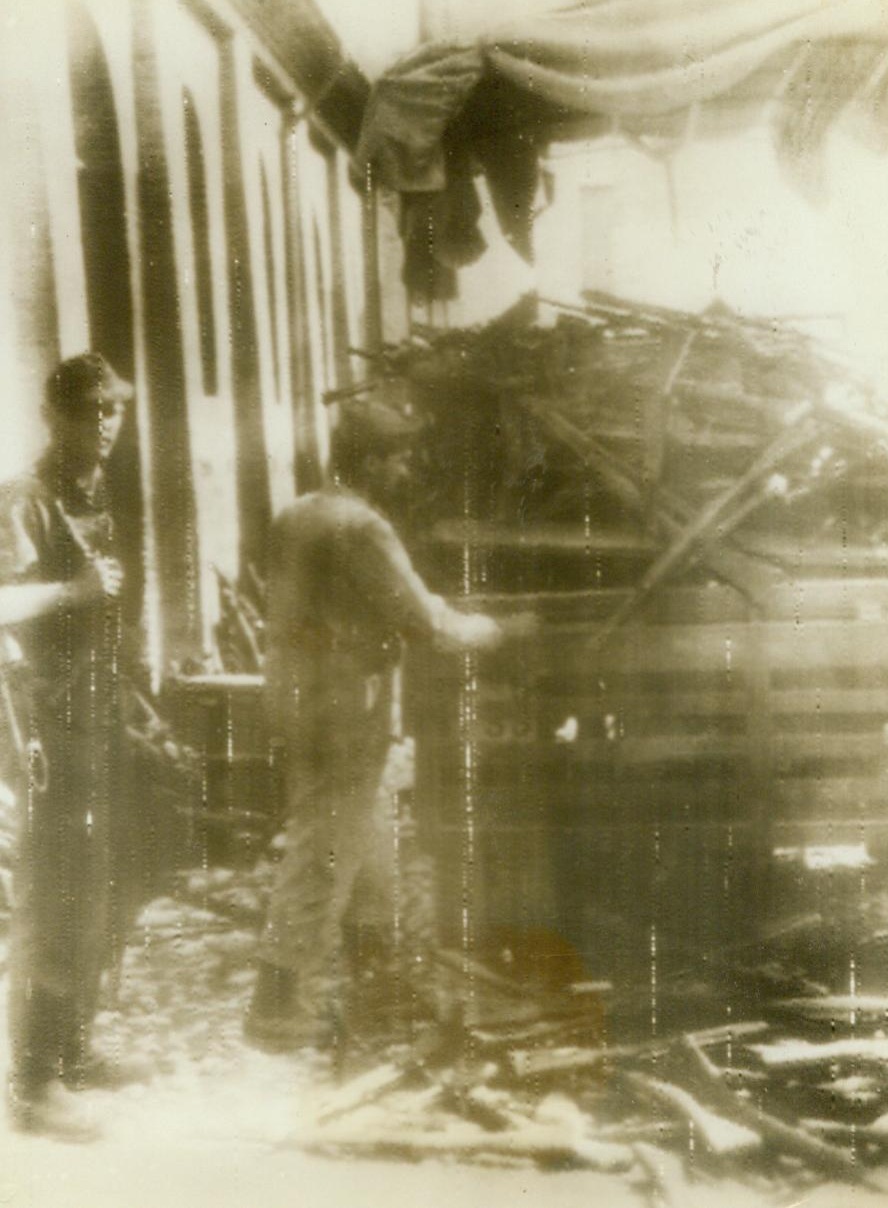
[45,352,132,415]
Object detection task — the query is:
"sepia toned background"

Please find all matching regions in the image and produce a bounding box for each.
[4,1,888,1205]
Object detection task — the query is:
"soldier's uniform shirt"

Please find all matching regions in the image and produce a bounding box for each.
[259,488,446,985]
[0,454,124,1087]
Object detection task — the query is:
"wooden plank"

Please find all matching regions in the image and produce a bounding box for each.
[461,734,750,764]
[643,330,697,507]
[477,690,750,718]
[458,578,888,626]
[771,996,888,1025]
[622,1073,760,1156]
[488,630,750,676]
[312,1065,408,1125]
[773,780,888,813]
[479,619,888,677]
[429,785,751,820]
[760,620,888,669]
[768,689,888,714]
[430,519,658,555]
[770,733,884,764]
[767,578,888,621]
[681,1037,887,1190]
[738,534,888,574]
[456,584,751,625]
[293,1121,635,1170]
[751,1037,888,1068]
[510,1040,669,1079]
[429,818,879,840]
[421,659,751,693]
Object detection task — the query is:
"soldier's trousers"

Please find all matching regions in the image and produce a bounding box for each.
[257,674,397,994]
[8,708,120,1093]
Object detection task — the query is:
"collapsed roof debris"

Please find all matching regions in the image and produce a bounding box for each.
[363,292,888,609]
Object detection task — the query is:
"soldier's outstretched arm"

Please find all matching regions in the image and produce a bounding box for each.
[356,506,504,652]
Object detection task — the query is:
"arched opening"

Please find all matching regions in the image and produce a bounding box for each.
[68,3,143,624]
[183,88,218,397]
[68,6,133,377]
[260,163,281,402]
[312,216,331,393]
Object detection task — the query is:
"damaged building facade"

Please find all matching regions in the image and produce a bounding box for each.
[0,0,395,677]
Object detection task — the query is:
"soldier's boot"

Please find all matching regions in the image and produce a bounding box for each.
[61,1048,155,1092]
[7,988,102,1140]
[7,1078,102,1143]
[244,960,340,1053]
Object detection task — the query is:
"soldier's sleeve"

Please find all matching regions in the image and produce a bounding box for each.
[349,501,449,640]
[0,482,48,585]
[349,499,504,652]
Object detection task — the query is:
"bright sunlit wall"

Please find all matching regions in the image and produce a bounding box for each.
[529,118,888,393]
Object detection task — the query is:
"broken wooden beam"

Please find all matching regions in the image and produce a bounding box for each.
[591,413,817,649]
[521,394,783,604]
[683,1027,886,1187]
[750,1037,888,1069]
[508,1022,765,1082]
[509,1039,669,1080]
[686,1021,769,1047]
[771,996,888,1026]
[622,1071,760,1156]
[292,1120,636,1170]
[470,1012,611,1052]
[312,1062,411,1125]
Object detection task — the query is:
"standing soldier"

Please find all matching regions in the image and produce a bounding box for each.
[1,353,133,1139]
[245,400,503,1052]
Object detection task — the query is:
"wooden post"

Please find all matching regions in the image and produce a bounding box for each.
[362,161,384,356]
[132,0,202,664]
[283,108,322,492]
[746,617,774,928]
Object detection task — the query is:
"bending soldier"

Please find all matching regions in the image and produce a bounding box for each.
[246,402,502,1051]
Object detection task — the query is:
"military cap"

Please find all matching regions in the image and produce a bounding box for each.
[46,352,134,414]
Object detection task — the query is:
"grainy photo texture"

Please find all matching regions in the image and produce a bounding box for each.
[3,2,888,1206]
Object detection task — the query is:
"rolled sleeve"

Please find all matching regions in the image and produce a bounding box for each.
[0,489,46,585]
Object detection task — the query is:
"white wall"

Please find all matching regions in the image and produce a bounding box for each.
[530,120,888,391]
[314,0,420,76]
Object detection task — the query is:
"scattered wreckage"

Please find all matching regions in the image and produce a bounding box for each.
[5,290,888,1198]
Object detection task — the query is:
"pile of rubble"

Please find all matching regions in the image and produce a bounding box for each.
[92,856,888,1201]
[368,292,888,607]
[5,736,888,1199]
[300,986,888,1186]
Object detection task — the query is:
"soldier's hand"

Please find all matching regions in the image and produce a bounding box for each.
[457,612,504,651]
[68,558,124,605]
[94,557,124,599]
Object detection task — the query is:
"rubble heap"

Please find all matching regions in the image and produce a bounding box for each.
[377,292,888,603]
[85,860,888,1199]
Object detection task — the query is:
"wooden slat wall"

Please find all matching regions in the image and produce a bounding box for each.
[408,577,888,968]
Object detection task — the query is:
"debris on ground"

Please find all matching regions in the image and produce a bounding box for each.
[41,834,879,1202]
[3,711,888,1202]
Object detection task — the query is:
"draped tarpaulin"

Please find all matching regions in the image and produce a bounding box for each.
[356,0,888,297]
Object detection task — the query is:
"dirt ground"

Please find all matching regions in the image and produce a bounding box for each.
[2,741,887,1206]
[2,867,888,1208]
